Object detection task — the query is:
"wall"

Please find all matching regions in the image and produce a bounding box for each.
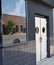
[2,41,36,65]
[53,9,54,36]
[3,33,26,44]
[42,0,54,7]
[26,0,53,40]
[0,48,3,65]
[26,0,53,56]
[50,9,54,55]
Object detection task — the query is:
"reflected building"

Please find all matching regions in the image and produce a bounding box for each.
[2,14,26,35]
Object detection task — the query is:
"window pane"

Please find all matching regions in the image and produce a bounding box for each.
[42,27,45,33]
[2,0,26,44]
[35,27,39,33]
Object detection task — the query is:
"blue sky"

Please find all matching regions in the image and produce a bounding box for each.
[2,0,25,17]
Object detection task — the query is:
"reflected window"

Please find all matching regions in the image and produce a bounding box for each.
[2,0,26,44]
[3,25,5,35]
[16,25,19,32]
[23,28,26,33]
[20,25,23,32]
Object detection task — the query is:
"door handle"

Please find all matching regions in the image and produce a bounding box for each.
[40,37,42,43]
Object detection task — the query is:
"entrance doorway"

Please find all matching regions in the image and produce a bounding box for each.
[35,16,47,62]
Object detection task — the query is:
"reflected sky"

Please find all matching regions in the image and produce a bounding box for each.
[2,0,25,17]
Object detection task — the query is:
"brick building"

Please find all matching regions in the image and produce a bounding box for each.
[2,14,26,34]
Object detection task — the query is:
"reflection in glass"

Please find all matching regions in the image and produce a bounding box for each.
[2,0,26,44]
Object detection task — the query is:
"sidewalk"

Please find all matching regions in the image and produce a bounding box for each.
[37,56,54,65]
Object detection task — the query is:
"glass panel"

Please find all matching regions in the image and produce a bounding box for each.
[42,27,45,33]
[2,0,26,44]
[35,27,39,33]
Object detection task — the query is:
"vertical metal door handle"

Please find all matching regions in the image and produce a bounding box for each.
[40,37,42,43]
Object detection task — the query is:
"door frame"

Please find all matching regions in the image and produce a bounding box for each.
[35,14,50,58]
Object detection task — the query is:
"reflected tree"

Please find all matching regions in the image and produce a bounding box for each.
[6,19,15,34]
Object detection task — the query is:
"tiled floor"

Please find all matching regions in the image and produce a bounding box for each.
[37,56,54,65]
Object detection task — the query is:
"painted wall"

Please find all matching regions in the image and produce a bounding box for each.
[2,41,36,65]
[42,0,54,7]
[26,0,53,57]
[26,0,53,40]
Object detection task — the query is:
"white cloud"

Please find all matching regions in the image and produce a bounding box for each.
[8,0,25,17]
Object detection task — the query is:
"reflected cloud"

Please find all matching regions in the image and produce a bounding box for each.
[2,0,25,17]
